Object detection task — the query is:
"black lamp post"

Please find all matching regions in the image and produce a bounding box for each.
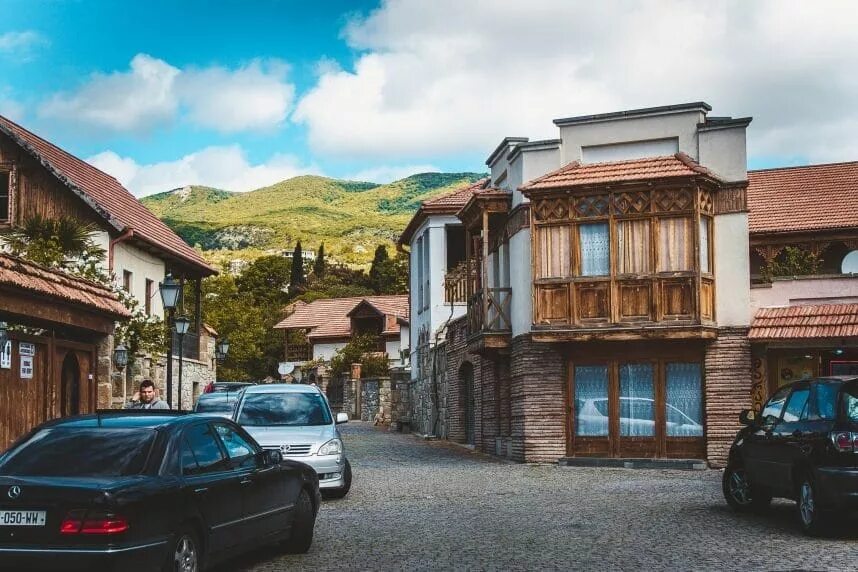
[174,315,191,411]
[113,343,129,371]
[216,337,230,362]
[159,274,181,408]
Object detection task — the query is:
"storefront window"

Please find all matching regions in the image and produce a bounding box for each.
[619,363,655,436]
[665,363,703,436]
[574,365,609,437]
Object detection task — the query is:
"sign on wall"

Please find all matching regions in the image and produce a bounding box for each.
[18,342,35,357]
[20,355,33,379]
[0,341,10,369]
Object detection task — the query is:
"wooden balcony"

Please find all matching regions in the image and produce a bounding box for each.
[444,262,475,304]
[467,287,512,353]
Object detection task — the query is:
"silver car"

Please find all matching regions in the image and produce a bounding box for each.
[233,384,352,499]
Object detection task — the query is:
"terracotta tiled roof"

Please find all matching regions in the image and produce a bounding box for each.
[398,178,489,245]
[0,116,215,276]
[748,161,858,234]
[274,295,409,339]
[520,153,718,191]
[749,304,858,340]
[0,254,130,318]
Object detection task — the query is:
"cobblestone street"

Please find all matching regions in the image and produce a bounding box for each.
[222,422,858,571]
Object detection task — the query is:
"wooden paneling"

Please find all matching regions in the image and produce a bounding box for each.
[575,282,609,322]
[618,281,652,321]
[714,184,747,214]
[700,279,715,321]
[661,279,694,319]
[0,336,50,450]
[535,284,569,324]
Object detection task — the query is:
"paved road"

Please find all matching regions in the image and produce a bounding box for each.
[221,422,858,571]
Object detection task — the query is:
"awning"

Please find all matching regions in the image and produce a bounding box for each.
[749,304,858,341]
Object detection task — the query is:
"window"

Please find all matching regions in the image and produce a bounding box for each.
[699,217,711,273]
[578,223,609,276]
[619,363,655,436]
[237,392,333,427]
[214,423,257,468]
[181,438,199,475]
[423,231,431,309]
[446,225,466,269]
[122,270,133,293]
[782,387,810,422]
[658,217,693,272]
[416,237,423,313]
[537,226,571,278]
[616,220,651,274]
[815,382,840,420]
[574,365,609,437]
[761,386,790,426]
[145,279,154,316]
[0,171,9,222]
[184,423,230,475]
[665,363,703,436]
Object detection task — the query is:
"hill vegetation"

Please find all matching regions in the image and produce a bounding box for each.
[142,172,485,267]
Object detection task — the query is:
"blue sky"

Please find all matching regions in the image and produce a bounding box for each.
[1,1,857,195]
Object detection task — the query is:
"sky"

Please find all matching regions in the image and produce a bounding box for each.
[1,0,857,197]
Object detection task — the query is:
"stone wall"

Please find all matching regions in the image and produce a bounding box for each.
[410,342,448,437]
[704,327,752,468]
[389,368,411,431]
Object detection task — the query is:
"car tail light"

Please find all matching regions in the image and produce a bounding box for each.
[61,511,128,535]
[831,431,854,452]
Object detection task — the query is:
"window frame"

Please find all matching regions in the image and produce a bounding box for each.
[0,167,12,225]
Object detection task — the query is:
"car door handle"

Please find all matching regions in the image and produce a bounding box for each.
[194,487,209,494]
[239,478,253,486]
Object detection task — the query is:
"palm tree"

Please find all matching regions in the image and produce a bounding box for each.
[3,214,105,270]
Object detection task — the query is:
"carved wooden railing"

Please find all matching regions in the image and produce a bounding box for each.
[468,288,512,335]
[444,261,475,304]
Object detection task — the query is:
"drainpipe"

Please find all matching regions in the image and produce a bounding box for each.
[108,228,134,274]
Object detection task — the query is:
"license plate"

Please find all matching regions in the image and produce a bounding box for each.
[0,510,47,526]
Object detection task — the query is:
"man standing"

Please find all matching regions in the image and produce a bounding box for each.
[125,379,170,410]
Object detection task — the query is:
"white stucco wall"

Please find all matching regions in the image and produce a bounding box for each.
[399,325,410,366]
[714,213,751,326]
[699,126,748,182]
[90,230,111,275]
[313,342,346,362]
[112,241,166,318]
[509,230,533,337]
[582,138,679,164]
[558,110,706,165]
[751,276,858,310]
[385,339,401,364]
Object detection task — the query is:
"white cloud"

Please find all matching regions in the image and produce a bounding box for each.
[87,146,321,197]
[39,55,295,134]
[347,163,439,183]
[0,31,49,59]
[294,0,858,164]
[0,95,24,122]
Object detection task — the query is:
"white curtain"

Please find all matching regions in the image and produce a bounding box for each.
[574,365,609,436]
[665,363,703,437]
[617,220,652,274]
[619,363,655,437]
[699,217,711,273]
[579,223,610,276]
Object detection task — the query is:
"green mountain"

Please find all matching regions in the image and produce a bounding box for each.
[142,172,485,267]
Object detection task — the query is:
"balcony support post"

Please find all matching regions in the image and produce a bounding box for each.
[482,209,490,330]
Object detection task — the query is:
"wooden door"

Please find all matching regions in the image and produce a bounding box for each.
[0,335,50,451]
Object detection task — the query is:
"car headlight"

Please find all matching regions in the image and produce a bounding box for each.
[318,438,343,456]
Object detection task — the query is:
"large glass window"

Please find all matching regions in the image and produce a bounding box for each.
[574,365,609,436]
[616,220,651,274]
[537,226,571,278]
[619,363,655,437]
[578,223,610,276]
[658,217,693,272]
[665,363,703,436]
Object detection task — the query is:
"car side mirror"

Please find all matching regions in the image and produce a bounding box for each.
[336,412,349,424]
[264,449,282,465]
[739,409,757,426]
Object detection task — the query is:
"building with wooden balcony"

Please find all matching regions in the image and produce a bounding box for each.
[404,102,757,466]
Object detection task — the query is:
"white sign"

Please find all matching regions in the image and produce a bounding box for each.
[20,355,33,379]
[18,342,35,357]
[0,341,10,369]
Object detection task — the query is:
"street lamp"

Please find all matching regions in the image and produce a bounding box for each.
[112,343,129,371]
[216,337,230,359]
[159,274,181,408]
[174,315,191,411]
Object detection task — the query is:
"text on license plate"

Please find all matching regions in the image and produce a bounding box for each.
[0,510,47,526]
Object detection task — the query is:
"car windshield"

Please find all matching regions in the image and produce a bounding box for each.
[238,392,332,426]
[0,428,155,477]
[196,395,237,413]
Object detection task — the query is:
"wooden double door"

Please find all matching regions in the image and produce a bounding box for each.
[566,343,706,459]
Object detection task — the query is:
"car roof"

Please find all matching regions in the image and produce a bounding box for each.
[38,411,230,430]
[242,383,322,395]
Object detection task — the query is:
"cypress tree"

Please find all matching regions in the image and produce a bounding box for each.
[290,240,305,291]
[314,243,326,277]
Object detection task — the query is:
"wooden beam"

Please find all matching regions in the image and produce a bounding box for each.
[482,209,489,327]
[532,326,718,343]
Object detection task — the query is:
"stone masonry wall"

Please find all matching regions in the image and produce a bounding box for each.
[510,335,566,463]
[704,327,752,468]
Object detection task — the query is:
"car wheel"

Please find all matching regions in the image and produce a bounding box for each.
[798,475,829,536]
[723,465,771,512]
[282,488,315,554]
[321,459,352,500]
[165,527,201,572]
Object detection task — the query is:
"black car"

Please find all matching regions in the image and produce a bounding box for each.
[723,376,858,535]
[0,411,320,571]
[194,392,243,418]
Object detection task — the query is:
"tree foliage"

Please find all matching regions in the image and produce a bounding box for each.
[290,240,305,292]
[762,246,821,281]
[313,243,326,278]
[329,333,390,379]
[235,255,292,308]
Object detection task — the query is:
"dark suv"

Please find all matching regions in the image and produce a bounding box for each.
[723,376,858,535]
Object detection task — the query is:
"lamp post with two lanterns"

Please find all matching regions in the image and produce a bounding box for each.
[158,274,182,409]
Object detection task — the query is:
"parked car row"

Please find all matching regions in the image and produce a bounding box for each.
[0,382,351,571]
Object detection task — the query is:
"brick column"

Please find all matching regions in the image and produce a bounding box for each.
[510,335,566,463]
[704,327,752,468]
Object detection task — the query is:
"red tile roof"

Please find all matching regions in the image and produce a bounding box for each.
[0,253,130,319]
[749,304,858,340]
[747,161,858,235]
[520,153,718,191]
[274,295,409,340]
[0,116,215,276]
[398,178,489,245]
